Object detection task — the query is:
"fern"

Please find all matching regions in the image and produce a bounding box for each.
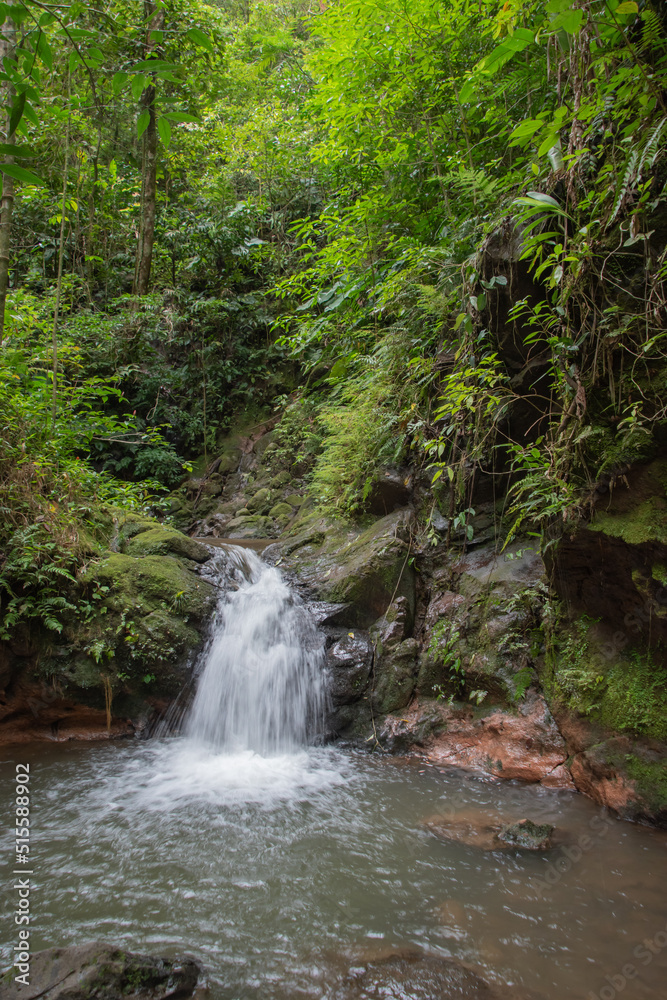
[640,8,663,51]
[637,115,667,173]
[610,149,638,222]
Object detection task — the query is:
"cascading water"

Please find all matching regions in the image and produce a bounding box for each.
[186,545,329,754]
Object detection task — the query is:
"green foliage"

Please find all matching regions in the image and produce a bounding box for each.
[550,617,667,741]
[429,622,465,699]
[0,526,78,638]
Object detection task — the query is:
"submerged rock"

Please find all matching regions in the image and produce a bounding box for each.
[1,942,202,1000]
[422,811,555,851]
[329,946,522,999]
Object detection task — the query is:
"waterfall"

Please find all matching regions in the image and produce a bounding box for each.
[186,545,329,754]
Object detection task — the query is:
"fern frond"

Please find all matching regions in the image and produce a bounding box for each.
[611,149,638,222]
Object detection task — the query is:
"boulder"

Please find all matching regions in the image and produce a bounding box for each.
[266,510,415,628]
[497,818,554,850]
[372,638,419,714]
[1,942,201,1000]
[246,487,272,513]
[327,632,373,706]
[378,693,574,788]
[124,527,211,564]
[269,502,293,519]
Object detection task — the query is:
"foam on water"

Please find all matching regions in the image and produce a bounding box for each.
[80,740,350,816]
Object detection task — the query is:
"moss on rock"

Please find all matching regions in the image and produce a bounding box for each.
[124,526,211,563]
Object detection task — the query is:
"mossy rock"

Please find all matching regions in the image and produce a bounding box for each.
[247,487,272,513]
[82,553,215,622]
[590,495,667,546]
[109,510,156,549]
[285,493,305,507]
[267,510,415,628]
[269,502,293,519]
[226,514,274,538]
[124,526,211,563]
[0,942,201,1000]
[217,448,242,473]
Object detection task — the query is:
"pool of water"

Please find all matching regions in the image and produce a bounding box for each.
[2,739,666,999]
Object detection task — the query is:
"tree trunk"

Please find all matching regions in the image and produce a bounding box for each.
[0,18,16,344]
[133,2,164,296]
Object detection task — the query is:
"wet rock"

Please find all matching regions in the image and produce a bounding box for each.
[422,812,502,850]
[380,693,574,788]
[456,542,544,599]
[549,459,667,649]
[372,596,411,647]
[424,590,467,630]
[422,811,555,851]
[497,818,554,850]
[430,508,449,533]
[308,602,351,626]
[225,514,274,539]
[1,941,201,1000]
[373,638,419,714]
[329,946,521,1000]
[327,632,373,706]
[568,735,667,825]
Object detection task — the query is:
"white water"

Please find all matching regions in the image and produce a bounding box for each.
[186,545,329,755]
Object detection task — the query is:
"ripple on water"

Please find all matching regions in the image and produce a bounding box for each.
[1,740,667,1000]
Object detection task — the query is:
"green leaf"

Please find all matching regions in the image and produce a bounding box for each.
[186,27,214,51]
[163,112,199,123]
[22,102,38,127]
[149,29,164,43]
[550,8,584,33]
[131,74,148,101]
[38,12,56,26]
[8,91,25,137]
[615,1,638,13]
[157,116,171,145]
[35,31,53,70]
[478,27,534,76]
[132,59,179,72]
[112,71,129,95]
[137,110,150,138]
[0,142,35,157]
[0,162,43,186]
[524,190,562,208]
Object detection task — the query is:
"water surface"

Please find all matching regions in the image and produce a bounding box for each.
[1,741,666,1000]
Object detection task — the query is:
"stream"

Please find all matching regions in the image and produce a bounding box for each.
[1,546,666,1000]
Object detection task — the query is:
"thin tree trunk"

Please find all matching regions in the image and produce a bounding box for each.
[52,78,71,433]
[0,18,17,345]
[133,2,164,295]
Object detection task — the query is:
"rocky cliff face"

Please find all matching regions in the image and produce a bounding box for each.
[2,413,665,827]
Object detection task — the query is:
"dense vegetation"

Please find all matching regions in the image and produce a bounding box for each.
[1,0,666,648]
